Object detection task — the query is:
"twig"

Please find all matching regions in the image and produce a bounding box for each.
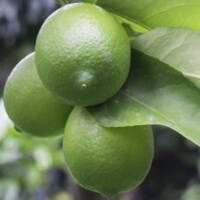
[56,0,68,6]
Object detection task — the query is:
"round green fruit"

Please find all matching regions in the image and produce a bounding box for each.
[63,107,154,197]
[35,3,130,106]
[3,53,72,137]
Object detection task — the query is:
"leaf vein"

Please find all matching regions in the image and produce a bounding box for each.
[122,91,179,129]
[143,4,200,21]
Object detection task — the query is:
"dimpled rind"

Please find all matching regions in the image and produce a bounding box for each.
[63,107,154,197]
[3,53,72,137]
[35,3,131,106]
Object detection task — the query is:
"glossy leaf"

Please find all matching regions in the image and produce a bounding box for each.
[133,28,200,88]
[89,51,200,147]
[96,0,200,30]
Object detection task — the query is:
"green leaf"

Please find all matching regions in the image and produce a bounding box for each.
[89,51,200,147]
[96,0,200,30]
[113,14,149,34]
[133,28,200,88]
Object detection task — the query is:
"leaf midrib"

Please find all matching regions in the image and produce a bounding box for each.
[133,29,200,81]
[122,91,181,133]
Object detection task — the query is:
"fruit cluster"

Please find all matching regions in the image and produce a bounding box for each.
[3,3,154,197]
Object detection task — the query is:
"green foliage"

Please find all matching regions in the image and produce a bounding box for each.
[96,0,200,30]
[133,28,200,88]
[182,184,200,200]
[84,1,200,147]
[89,28,200,147]
[0,126,64,198]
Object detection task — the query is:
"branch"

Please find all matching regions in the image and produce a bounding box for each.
[56,0,69,6]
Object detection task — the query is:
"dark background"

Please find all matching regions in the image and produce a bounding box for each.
[0,1,200,199]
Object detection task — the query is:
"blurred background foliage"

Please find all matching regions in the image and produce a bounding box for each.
[1,0,200,200]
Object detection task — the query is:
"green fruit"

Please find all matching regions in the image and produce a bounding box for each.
[3,53,72,137]
[63,107,154,197]
[35,3,130,106]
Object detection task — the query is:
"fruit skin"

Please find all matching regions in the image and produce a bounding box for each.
[3,53,72,137]
[63,107,154,197]
[35,3,130,106]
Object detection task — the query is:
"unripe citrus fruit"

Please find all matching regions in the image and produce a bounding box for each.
[63,107,154,197]
[35,3,130,106]
[3,53,72,137]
